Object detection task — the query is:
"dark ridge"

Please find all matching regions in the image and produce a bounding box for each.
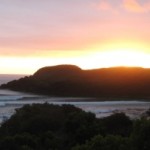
[33,65,82,80]
[1,65,150,99]
[34,64,81,76]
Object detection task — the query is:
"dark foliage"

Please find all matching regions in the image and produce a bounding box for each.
[0,103,149,150]
[0,104,99,150]
[99,113,133,136]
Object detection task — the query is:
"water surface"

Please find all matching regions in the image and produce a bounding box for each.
[0,89,150,123]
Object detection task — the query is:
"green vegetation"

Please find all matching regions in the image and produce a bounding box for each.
[1,65,150,98]
[0,103,149,150]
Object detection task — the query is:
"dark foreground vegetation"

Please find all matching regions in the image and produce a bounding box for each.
[1,65,150,98]
[0,103,150,150]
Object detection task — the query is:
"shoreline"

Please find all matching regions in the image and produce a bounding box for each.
[0,88,150,102]
[0,89,150,123]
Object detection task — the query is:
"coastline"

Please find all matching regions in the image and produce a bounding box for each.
[0,89,150,123]
[1,87,150,102]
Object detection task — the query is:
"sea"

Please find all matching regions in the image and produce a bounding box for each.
[0,74,150,123]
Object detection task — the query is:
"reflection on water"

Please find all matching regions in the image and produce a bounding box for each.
[0,89,150,123]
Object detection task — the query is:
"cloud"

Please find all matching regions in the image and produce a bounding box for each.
[123,0,150,13]
[91,0,113,11]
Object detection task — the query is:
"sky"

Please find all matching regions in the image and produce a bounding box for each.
[1,0,150,74]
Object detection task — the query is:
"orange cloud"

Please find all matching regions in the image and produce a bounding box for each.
[123,0,150,13]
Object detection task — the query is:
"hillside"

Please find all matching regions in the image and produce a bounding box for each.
[1,65,150,98]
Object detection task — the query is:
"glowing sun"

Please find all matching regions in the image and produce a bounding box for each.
[78,49,150,69]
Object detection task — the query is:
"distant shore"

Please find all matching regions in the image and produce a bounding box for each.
[1,65,150,100]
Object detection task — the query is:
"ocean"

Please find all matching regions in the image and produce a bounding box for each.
[0,74,150,123]
[0,74,26,85]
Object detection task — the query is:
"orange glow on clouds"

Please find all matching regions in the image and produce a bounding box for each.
[1,1,150,74]
[123,0,150,13]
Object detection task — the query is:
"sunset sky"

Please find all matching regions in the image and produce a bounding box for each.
[1,0,150,74]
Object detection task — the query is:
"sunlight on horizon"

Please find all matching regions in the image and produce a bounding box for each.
[80,49,150,69]
[0,49,150,74]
